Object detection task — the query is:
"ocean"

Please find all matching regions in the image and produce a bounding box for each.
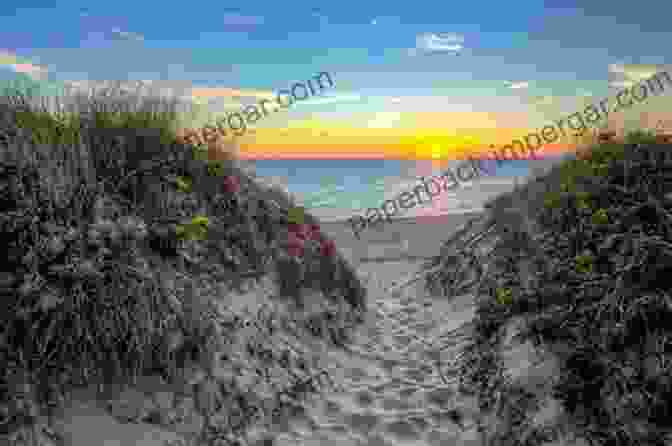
[250,158,535,215]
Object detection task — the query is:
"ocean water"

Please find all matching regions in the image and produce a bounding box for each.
[252,158,533,212]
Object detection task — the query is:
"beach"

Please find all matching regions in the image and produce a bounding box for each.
[258,209,486,446]
[319,211,483,267]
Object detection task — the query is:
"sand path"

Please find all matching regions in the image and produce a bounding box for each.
[265,255,482,446]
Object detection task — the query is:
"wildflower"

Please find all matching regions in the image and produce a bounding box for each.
[320,239,337,257]
[574,254,594,274]
[591,208,609,225]
[308,223,323,241]
[543,192,561,209]
[495,287,513,305]
[207,160,225,177]
[193,144,209,161]
[222,175,240,194]
[288,223,311,240]
[286,232,305,258]
[175,176,192,193]
[287,206,306,225]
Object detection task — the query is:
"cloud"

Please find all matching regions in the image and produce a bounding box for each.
[189,87,275,101]
[294,94,362,107]
[365,111,403,128]
[506,81,530,90]
[110,27,145,41]
[415,32,465,54]
[222,13,264,29]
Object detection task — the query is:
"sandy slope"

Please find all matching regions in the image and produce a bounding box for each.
[256,214,487,446]
[47,214,484,446]
[264,256,481,446]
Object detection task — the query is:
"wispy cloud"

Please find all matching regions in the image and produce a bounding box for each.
[294,94,362,107]
[222,13,265,30]
[414,32,465,55]
[365,111,404,128]
[189,87,276,101]
[506,81,530,90]
[110,27,145,41]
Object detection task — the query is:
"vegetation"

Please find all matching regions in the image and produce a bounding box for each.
[0,82,366,445]
[426,130,672,445]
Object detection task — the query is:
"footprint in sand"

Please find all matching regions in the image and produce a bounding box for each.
[272,261,474,446]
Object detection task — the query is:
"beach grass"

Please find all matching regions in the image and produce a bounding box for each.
[0,81,366,445]
[432,129,672,445]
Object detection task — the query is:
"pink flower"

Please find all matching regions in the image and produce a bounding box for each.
[286,232,305,257]
[307,224,323,241]
[222,176,240,194]
[320,239,337,257]
[288,223,310,240]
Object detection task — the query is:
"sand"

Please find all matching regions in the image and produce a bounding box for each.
[257,211,486,445]
[49,211,485,446]
[318,211,484,269]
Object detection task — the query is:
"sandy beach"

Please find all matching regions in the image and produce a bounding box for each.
[306,175,518,267]
[319,211,484,268]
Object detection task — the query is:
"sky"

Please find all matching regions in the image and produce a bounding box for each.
[1,0,672,162]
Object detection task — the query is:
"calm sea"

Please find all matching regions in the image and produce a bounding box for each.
[251,158,534,211]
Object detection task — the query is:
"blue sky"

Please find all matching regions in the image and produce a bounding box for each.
[1,1,671,129]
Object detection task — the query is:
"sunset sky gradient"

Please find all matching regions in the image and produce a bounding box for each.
[1,1,672,164]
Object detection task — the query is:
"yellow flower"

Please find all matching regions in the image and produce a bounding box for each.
[544,192,561,209]
[574,254,594,273]
[193,144,209,161]
[591,208,609,225]
[207,160,225,177]
[288,206,306,225]
[176,176,192,193]
[495,287,513,305]
[191,216,209,227]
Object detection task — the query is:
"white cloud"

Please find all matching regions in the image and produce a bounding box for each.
[415,32,465,54]
[222,14,264,27]
[294,94,362,107]
[365,111,403,128]
[506,81,530,90]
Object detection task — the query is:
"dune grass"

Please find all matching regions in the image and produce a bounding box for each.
[0,81,366,444]
[442,129,672,445]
